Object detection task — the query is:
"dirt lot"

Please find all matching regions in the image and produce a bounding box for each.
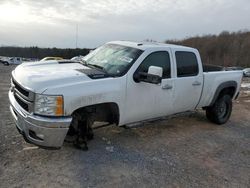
[0,64,249,188]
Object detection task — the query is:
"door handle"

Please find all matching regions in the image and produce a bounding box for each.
[162,84,173,90]
[192,81,201,86]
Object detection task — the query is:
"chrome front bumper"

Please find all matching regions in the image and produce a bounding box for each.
[9,90,72,149]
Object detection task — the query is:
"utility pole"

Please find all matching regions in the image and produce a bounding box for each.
[76,24,78,48]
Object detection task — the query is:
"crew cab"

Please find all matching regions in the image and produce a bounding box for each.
[9,41,243,149]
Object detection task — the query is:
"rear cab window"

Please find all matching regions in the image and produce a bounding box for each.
[175,51,199,77]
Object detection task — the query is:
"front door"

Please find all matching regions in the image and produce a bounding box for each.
[125,49,174,124]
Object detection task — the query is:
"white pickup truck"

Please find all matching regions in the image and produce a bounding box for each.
[2,57,22,65]
[9,41,243,150]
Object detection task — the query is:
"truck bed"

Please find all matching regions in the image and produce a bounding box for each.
[197,70,243,108]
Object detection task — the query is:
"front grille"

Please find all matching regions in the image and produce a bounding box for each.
[12,79,29,97]
[11,77,34,113]
[14,94,29,111]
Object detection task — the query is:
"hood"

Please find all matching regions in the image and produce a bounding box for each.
[12,61,93,93]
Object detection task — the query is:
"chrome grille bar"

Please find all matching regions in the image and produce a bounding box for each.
[11,76,34,113]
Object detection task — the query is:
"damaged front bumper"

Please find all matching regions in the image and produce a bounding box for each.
[9,90,72,149]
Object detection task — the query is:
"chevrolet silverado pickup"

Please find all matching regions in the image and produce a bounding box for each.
[9,41,243,150]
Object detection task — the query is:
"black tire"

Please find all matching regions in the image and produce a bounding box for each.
[206,95,232,125]
[4,62,9,66]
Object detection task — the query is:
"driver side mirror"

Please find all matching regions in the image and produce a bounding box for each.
[134,66,163,84]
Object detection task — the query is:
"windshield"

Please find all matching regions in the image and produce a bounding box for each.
[83,44,143,76]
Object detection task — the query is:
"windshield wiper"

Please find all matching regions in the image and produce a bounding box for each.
[87,63,108,74]
[80,60,104,72]
[81,59,87,65]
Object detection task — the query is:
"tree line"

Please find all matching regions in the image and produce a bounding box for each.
[166,30,250,68]
[0,46,91,59]
[0,30,250,67]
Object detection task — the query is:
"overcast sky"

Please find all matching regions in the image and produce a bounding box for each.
[0,0,250,48]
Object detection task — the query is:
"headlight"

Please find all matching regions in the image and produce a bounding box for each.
[34,94,64,116]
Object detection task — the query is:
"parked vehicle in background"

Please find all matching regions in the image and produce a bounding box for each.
[9,41,243,150]
[40,57,63,61]
[71,55,85,62]
[243,68,250,77]
[0,59,6,64]
[226,66,244,71]
[22,57,39,62]
[2,57,22,65]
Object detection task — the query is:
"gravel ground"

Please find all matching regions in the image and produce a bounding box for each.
[0,64,249,188]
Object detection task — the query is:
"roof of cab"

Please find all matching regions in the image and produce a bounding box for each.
[108,40,195,51]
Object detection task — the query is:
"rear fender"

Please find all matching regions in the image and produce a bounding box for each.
[209,81,237,106]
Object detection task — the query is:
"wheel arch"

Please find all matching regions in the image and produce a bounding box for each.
[71,102,120,125]
[4,61,9,66]
[209,81,237,106]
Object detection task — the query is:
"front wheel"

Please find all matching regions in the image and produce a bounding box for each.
[206,95,232,125]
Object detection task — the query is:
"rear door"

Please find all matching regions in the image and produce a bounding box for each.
[171,50,203,113]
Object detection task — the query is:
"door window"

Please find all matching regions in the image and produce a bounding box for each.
[136,51,171,79]
[175,51,199,77]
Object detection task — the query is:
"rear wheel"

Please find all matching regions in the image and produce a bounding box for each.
[206,95,232,125]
